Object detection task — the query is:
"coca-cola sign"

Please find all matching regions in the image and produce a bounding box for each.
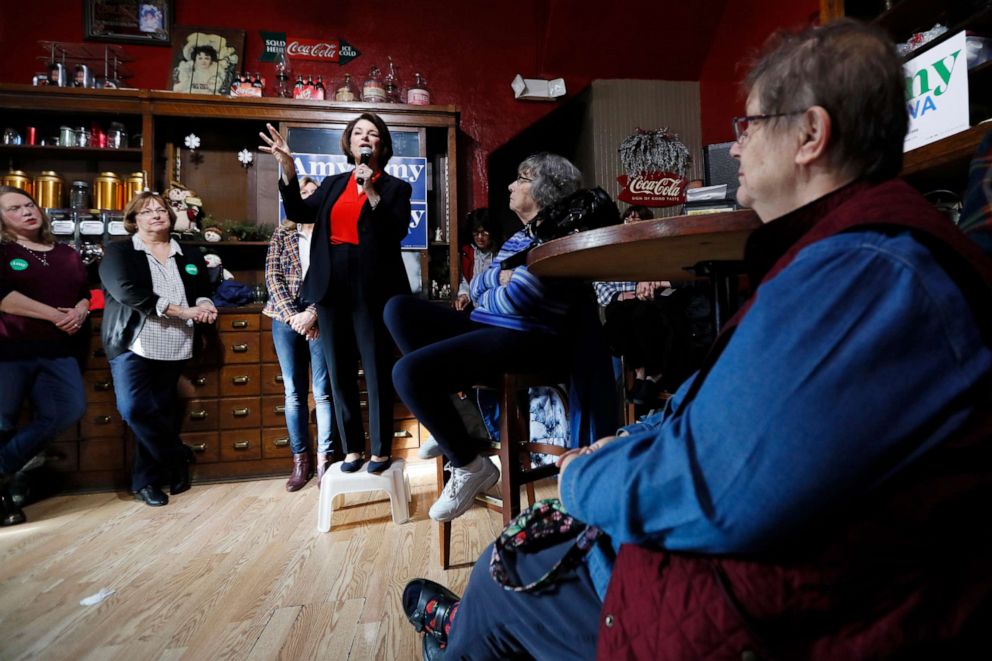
[616,171,687,207]
[283,36,360,64]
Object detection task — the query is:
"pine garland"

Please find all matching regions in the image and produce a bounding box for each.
[618,128,691,178]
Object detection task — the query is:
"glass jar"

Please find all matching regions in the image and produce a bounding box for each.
[361,66,385,103]
[407,73,431,105]
[70,180,90,209]
[335,73,356,102]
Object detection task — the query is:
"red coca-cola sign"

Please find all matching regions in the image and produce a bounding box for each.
[286,38,340,62]
[616,171,687,207]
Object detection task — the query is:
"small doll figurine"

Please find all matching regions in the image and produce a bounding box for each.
[203,226,224,242]
[165,182,204,235]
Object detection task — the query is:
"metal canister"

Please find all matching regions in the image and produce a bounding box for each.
[33,171,64,209]
[75,127,92,148]
[48,62,66,87]
[59,125,75,147]
[2,170,32,195]
[73,64,92,88]
[93,172,123,211]
[124,172,146,205]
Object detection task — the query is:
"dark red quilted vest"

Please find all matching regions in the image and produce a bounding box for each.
[597,180,992,660]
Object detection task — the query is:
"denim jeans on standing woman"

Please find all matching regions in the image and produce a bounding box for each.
[0,356,86,475]
[270,318,335,455]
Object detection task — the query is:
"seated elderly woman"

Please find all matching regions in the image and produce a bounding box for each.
[402,19,992,659]
[385,153,609,522]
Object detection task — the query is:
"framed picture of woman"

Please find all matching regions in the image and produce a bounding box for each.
[84,0,173,45]
[170,27,245,95]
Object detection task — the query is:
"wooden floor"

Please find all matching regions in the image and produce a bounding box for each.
[0,463,543,660]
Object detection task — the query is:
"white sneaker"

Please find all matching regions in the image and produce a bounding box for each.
[429,456,499,522]
[418,435,443,460]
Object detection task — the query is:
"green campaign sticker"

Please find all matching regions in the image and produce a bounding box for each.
[9,258,29,271]
[184,263,199,275]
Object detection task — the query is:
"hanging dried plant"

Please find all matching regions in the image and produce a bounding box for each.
[618,128,691,178]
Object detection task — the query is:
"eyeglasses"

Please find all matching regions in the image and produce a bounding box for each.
[136,207,169,218]
[2,201,37,214]
[472,228,490,235]
[514,175,533,184]
[732,111,805,143]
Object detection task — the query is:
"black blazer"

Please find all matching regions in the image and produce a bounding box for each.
[279,170,413,306]
[99,237,212,360]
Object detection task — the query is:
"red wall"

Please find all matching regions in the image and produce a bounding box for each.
[0,0,818,208]
[699,2,820,145]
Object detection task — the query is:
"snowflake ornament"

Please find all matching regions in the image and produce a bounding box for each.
[184,133,201,150]
[237,149,254,168]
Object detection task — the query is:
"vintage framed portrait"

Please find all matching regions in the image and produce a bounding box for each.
[170,27,245,96]
[84,0,172,45]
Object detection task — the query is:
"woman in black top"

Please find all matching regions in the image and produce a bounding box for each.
[260,112,412,474]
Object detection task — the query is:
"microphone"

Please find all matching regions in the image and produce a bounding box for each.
[356,146,373,185]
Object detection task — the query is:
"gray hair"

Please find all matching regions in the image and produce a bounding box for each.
[518,153,582,209]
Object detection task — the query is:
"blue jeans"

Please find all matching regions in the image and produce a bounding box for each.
[0,356,86,475]
[109,351,186,492]
[270,318,335,455]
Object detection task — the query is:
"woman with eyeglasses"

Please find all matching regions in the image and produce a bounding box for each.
[385,153,588,522]
[0,185,89,526]
[99,191,217,507]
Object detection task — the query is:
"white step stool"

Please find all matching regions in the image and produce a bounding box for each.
[316,459,411,532]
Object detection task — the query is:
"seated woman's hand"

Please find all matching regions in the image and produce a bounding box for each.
[556,435,620,477]
[453,293,471,311]
[498,269,514,286]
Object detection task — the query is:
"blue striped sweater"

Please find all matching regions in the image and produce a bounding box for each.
[469,228,570,332]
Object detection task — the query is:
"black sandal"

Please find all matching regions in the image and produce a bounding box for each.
[402,578,460,643]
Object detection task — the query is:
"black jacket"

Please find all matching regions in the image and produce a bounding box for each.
[279,170,413,305]
[99,237,212,360]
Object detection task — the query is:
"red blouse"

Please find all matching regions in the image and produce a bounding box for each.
[330,171,380,245]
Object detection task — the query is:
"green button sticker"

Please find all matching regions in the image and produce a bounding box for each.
[9,258,29,271]
[185,263,199,275]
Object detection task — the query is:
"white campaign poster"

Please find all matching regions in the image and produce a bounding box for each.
[904,31,970,152]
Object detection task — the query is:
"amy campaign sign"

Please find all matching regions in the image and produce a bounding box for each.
[279,153,429,249]
[904,31,969,152]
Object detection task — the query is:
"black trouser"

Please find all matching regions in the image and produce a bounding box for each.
[602,295,692,390]
[384,295,566,468]
[317,244,396,457]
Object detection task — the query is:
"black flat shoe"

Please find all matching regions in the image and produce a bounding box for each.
[403,578,461,644]
[136,485,168,507]
[0,486,26,526]
[367,458,392,474]
[170,444,196,495]
[340,457,364,473]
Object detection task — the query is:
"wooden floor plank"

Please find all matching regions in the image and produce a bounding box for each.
[0,464,559,659]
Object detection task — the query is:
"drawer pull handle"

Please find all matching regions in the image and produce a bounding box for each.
[233,407,250,417]
[360,401,368,409]
[231,320,249,329]
[232,375,250,385]
[233,441,251,450]
[190,443,207,452]
[95,415,112,424]
[194,376,208,386]
[275,374,284,383]
[274,404,286,414]
[94,381,112,391]
[232,343,249,353]
[394,430,413,438]
[273,437,289,447]
[190,409,209,420]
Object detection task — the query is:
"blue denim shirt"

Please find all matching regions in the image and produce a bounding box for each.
[561,229,992,600]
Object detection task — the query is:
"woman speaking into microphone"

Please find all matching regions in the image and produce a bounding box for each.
[260,113,411,474]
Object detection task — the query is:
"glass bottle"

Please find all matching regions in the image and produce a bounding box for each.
[252,72,264,89]
[274,51,292,98]
[384,57,400,103]
[362,65,385,103]
[315,75,326,100]
[335,73,356,102]
[293,75,304,98]
[407,72,431,105]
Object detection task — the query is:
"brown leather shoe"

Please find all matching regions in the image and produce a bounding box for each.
[315,454,333,491]
[285,452,313,492]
